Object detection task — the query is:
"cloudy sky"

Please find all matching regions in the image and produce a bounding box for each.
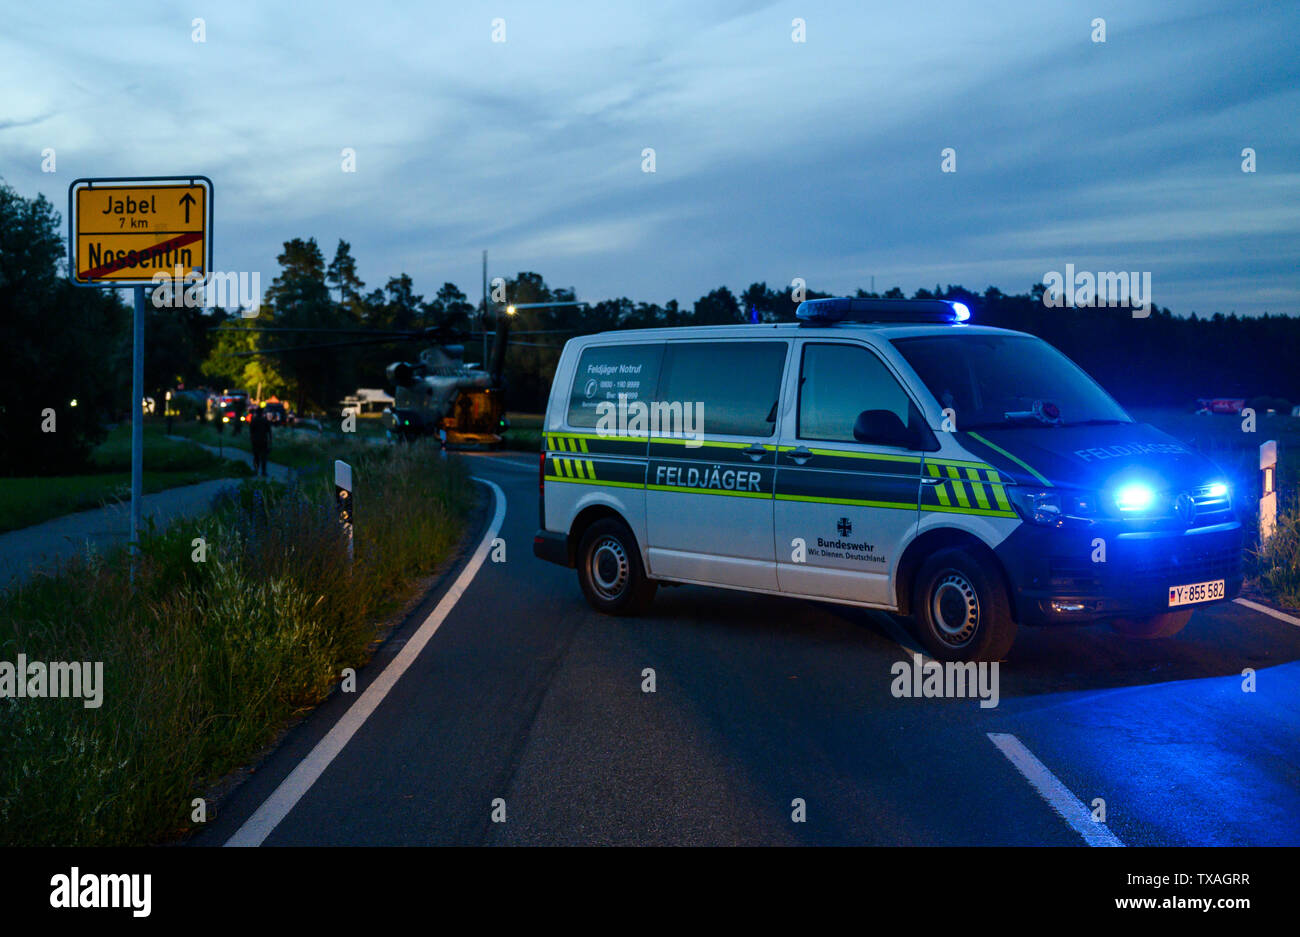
[2,0,1296,316]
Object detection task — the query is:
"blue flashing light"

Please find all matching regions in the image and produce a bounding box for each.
[1115,482,1156,512]
[795,297,970,326]
[1207,482,1228,498]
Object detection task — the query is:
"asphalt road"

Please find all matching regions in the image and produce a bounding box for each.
[199,452,1300,847]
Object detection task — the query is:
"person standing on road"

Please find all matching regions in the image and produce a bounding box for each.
[250,406,272,477]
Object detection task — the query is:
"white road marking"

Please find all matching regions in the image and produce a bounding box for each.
[1234,597,1300,629]
[491,458,540,471]
[868,612,938,664]
[459,452,538,471]
[987,732,1125,847]
[225,477,506,847]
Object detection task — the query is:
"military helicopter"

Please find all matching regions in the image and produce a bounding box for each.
[218,302,576,447]
[382,315,510,444]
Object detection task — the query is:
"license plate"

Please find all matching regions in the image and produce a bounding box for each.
[1168,579,1225,607]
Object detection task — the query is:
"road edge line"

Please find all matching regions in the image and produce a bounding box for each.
[224,477,506,847]
[986,732,1125,847]
[1234,597,1300,629]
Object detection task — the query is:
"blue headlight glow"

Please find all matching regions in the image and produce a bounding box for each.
[1207,482,1228,498]
[1115,482,1156,512]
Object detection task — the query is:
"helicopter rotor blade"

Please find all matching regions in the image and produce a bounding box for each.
[211,325,415,336]
[212,325,468,340]
[466,328,577,335]
[231,334,427,357]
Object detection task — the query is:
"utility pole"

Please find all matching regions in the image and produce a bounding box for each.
[481,250,488,366]
[130,285,144,582]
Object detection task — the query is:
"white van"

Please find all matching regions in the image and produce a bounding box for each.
[532,298,1242,661]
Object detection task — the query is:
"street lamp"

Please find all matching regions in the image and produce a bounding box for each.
[503,301,588,312]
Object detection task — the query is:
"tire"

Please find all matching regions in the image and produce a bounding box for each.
[911,547,1017,662]
[1108,610,1192,639]
[575,518,657,615]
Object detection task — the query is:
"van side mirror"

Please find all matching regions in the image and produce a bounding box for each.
[853,409,916,448]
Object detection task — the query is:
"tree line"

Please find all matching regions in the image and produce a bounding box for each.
[2,177,1297,475]
[497,280,1300,415]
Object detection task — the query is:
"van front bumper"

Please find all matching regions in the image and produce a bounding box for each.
[996,520,1244,626]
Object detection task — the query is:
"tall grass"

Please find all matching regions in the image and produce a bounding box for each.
[1247,496,1300,609]
[0,440,470,845]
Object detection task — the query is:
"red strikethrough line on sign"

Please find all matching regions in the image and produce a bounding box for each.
[78,230,204,280]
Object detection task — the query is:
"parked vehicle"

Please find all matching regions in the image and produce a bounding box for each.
[534,298,1242,661]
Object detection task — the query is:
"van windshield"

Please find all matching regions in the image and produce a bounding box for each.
[891,334,1132,429]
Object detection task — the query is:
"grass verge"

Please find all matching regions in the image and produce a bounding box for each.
[0,425,249,532]
[0,439,470,845]
[171,420,389,470]
[501,412,544,452]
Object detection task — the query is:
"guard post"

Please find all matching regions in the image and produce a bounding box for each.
[335,459,354,562]
[1260,440,1278,543]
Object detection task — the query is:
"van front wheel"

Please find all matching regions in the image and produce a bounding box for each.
[576,518,656,615]
[911,547,1017,662]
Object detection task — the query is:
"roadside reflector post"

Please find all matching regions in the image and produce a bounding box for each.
[1260,440,1277,543]
[335,459,354,562]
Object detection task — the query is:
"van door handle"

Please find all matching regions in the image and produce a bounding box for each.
[787,446,812,465]
[742,444,768,461]
[921,476,942,485]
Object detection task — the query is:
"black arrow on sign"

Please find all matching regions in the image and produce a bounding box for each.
[179,192,196,224]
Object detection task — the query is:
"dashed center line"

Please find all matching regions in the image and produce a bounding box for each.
[987,732,1125,847]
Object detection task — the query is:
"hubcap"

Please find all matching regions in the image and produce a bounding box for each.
[931,571,979,647]
[588,536,629,600]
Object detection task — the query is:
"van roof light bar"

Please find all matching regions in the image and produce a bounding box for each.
[795,297,970,325]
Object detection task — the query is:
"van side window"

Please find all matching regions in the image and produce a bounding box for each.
[567,343,664,428]
[798,343,911,443]
[657,341,786,437]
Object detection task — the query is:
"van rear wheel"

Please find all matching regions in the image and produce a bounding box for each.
[911,547,1017,662]
[576,518,656,615]
[1109,610,1192,638]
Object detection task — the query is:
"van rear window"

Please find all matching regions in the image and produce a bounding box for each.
[567,343,664,428]
[657,341,787,437]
